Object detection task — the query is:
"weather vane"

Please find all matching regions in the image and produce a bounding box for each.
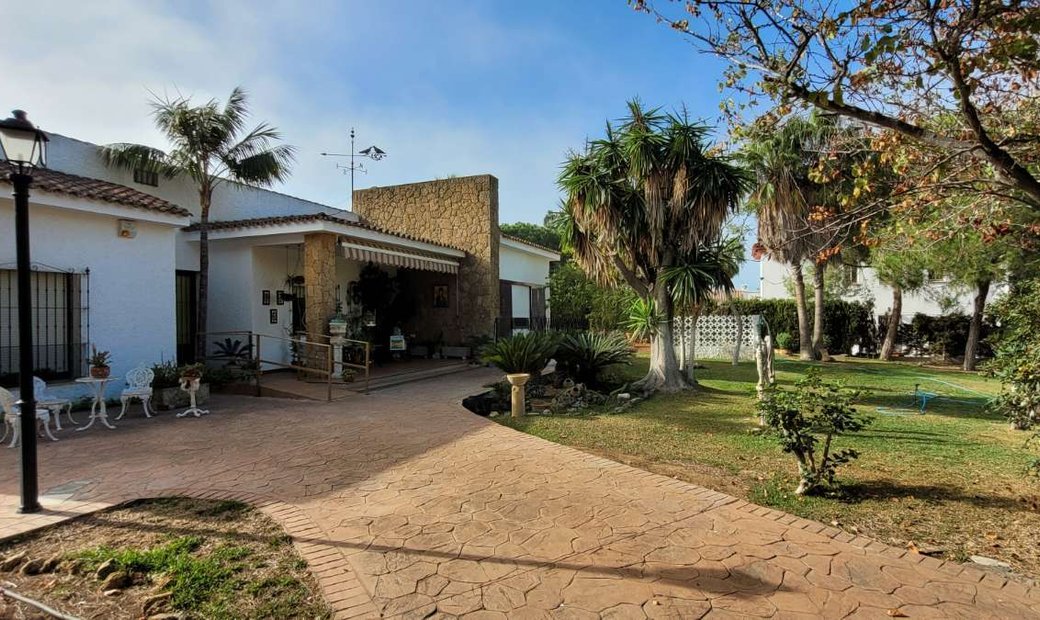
[321,128,387,206]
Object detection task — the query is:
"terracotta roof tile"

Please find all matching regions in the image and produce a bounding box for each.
[184,212,466,252]
[500,232,561,255]
[1,163,189,217]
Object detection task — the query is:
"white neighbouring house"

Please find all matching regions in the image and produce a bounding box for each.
[0,132,559,401]
[758,257,1001,321]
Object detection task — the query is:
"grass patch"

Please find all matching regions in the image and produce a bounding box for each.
[497,356,1040,578]
[0,497,329,619]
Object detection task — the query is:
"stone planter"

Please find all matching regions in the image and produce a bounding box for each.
[152,383,209,411]
[505,373,531,418]
[90,366,111,379]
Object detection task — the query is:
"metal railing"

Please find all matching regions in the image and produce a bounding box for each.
[200,330,371,401]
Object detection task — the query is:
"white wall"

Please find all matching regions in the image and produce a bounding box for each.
[0,198,178,400]
[758,257,998,320]
[500,243,551,286]
[206,242,366,368]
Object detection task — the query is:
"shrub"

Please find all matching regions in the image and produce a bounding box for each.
[555,332,634,387]
[720,298,874,355]
[775,332,793,351]
[756,369,870,495]
[987,280,1040,430]
[624,298,660,342]
[482,332,558,375]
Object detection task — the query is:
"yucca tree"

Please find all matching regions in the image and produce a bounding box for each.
[103,88,295,358]
[742,115,842,360]
[558,101,749,393]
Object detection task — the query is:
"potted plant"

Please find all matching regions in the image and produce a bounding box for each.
[150,361,211,410]
[775,332,793,356]
[89,346,112,379]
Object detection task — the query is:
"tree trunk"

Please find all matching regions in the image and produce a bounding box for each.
[811,264,826,360]
[195,190,211,360]
[791,263,812,360]
[963,279,990,372]
[636,285,691,394]
[879,286,902,361]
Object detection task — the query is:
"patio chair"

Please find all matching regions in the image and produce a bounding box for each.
[117,365,154,419]
[34,376,76,430]
[0,387,58,447]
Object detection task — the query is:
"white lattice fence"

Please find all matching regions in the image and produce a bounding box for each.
[674,314,759,362]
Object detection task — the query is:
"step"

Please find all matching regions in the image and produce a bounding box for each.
[359,363,476,392]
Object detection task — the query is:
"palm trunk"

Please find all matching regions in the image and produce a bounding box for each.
[195,190,211,360]
[811,264,826,360]
[879,285,902,361]
[638,285,690,394]
[791,263,812,360]
[963,279,990,371]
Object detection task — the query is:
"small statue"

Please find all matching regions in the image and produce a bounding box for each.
[754,315,776,403]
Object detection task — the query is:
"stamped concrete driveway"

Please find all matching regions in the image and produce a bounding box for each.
[0,369,1037,619]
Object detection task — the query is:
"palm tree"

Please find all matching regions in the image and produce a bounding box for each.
[741,115,843,360]
[103,88,295,358]
[558,101,749,393]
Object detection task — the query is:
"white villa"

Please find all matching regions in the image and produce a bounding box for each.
[758,258,998,320]
[0,132,558,398]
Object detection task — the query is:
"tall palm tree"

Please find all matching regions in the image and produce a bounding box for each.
[558,101,749,393]
[741,115,843,360]
[103,88,295,358]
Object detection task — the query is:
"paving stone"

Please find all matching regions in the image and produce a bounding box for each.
[0,371,1034,617]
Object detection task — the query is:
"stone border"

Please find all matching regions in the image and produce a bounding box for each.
[0,488,379,620]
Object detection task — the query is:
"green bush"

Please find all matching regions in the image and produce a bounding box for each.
[775,332,793,350]
[554,332,634,387]
[987,280,1040,430]
[756,369,870,495]
[482,332,559,375]
[721,298,874,355]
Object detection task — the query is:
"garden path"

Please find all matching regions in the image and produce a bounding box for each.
[0,370,1036,619]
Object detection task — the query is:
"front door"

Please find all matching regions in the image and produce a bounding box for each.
[175,271,197,364]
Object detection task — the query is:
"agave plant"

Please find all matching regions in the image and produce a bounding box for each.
[555,332,634,387]
[624,298,661,342]
[481,332,559,375]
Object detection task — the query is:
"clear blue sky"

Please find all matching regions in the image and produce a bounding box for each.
[1,0,758,289]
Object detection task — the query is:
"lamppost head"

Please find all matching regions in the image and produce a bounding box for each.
[0,110,48,176]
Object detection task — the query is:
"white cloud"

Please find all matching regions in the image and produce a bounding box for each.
[0,1,583,223]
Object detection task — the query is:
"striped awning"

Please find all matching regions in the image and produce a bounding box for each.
[341,240,460,274]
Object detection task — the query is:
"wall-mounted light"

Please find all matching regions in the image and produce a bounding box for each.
[118,219,137,239]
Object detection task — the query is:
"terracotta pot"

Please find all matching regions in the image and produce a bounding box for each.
[90,366,111,379]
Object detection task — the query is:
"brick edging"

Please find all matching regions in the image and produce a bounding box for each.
[2,488,379,619]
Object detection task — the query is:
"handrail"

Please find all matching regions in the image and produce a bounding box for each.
[197,330,372,400]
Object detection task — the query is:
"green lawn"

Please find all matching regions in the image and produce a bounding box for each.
[497,356,1040,578]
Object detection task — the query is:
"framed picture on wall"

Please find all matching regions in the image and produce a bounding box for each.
[432,284,449,308]
[262,290,271,306]
[276,290,285,305]
[269,309,278,324]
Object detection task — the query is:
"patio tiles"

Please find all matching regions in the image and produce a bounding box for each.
[0,369,1037,618]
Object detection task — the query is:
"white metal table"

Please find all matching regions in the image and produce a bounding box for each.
[75,376,118,431]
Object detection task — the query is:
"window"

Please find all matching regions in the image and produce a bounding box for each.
[133,169,159,187]
[0,269,89,387]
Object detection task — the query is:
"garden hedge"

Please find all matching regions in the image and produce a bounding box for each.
[715,298,875,355]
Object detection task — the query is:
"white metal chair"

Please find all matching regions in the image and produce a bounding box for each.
[117,366,154,419]
[0,387,58,447]
[33,376,76,430]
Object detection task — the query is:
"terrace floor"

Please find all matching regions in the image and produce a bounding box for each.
[0,369,1036,619]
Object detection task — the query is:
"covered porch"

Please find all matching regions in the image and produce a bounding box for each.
[186,213,473,398]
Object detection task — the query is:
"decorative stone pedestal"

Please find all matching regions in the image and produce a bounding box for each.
[506,373,531,418]
[330,320,347,378]
[177,377,210,418]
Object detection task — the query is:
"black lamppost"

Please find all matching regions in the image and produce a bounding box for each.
[320,128,387,206]
[0,110,49,514]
